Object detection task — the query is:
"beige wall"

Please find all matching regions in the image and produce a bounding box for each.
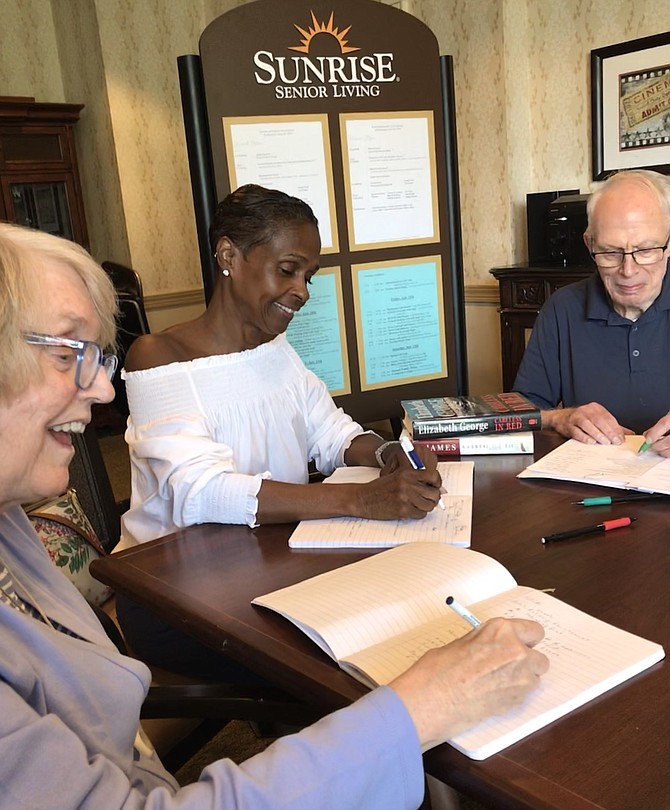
[1,0,667,387]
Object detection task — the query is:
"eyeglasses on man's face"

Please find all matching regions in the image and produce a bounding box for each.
[590,232,670,269]
[23,333,118,390]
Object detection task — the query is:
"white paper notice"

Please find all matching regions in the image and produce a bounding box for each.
[224,115,336,250]
[342,112,439,247]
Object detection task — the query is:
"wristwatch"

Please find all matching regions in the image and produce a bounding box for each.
[375,440,401,468]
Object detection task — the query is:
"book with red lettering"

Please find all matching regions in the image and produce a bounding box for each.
[401,392,541,439]
[409,430,534,457]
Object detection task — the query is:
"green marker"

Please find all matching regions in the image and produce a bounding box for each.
[573,493,666,506]
[638,441,652,454]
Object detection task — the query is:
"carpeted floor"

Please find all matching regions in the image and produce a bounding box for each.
[174,721,274,785]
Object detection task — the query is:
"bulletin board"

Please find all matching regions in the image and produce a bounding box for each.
[179,0,467,425]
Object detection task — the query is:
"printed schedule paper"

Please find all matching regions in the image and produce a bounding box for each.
[253,543,665,760]
[288,462,473,548]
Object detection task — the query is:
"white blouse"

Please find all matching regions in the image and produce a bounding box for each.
[119,335,365,547]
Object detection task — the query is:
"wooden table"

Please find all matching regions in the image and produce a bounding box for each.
[92,433,670,809]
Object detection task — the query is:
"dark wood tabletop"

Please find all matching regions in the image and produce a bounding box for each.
[92,432,670,809]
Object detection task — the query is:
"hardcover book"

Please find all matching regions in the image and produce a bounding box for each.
[409,430,534,457]
[402,392,541,439]
[253,543,664,760]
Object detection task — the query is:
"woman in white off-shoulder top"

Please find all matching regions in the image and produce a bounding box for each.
[116,185,444,678]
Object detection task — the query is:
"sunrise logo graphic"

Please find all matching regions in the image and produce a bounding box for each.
[289,11,360,54]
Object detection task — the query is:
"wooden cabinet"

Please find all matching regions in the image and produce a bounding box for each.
[0,97,88,248]
[490,263,593,390]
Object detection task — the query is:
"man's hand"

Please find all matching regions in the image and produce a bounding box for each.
[542,403,633,445]
[390,618,548,748]
[640,411,670,457]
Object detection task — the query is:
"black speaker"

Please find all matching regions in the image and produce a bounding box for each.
[527,189,579,264]
[547,194,591,266]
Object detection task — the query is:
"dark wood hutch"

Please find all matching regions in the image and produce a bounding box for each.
[490,263,593,390]
[0,96,88,248]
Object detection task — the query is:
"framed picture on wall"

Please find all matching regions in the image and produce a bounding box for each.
[591,32,670,180]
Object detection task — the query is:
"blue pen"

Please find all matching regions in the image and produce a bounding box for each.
[400,435,446,509]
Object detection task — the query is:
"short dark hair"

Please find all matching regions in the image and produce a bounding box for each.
[209,184,319,256]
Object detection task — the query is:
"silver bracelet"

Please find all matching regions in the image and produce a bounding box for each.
[375,440,401,468]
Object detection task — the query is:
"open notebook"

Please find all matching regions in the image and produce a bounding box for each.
[288,462,474,548]
[518,435,670,493]
[253,543,664,760]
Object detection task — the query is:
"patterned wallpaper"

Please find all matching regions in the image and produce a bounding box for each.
[1,0,668,297]
[50,0,129,266]
[413,0,670,284]
[0,0,63,100]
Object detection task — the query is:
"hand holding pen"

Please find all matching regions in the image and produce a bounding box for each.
[399,435,446,510]
[638,413,670,456]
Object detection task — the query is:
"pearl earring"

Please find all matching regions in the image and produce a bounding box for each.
[222,268,230,277]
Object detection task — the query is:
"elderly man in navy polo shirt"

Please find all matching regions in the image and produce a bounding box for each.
[514,169,670,455]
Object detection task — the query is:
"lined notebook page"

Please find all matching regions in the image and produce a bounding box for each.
[253,543,515,662]
[447,587,664,759]
[288,462,474,548]
[518,436,670,494]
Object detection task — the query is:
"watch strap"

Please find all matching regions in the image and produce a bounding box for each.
[375,440,401,468]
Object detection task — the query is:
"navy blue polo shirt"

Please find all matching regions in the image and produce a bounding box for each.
[514,267,670,434]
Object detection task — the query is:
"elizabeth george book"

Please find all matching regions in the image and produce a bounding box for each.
[402,392,541,439]
[253,543,664,760]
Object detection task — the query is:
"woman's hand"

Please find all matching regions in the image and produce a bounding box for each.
[390,617,548,748]
[379,441,438,474]
[354,468,443,520]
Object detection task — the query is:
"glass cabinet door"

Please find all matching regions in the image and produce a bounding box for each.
[9,180,74,239]
[0,173,83,243]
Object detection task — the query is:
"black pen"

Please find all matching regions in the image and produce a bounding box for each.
[572,494,666,506]
[542,516,636,545]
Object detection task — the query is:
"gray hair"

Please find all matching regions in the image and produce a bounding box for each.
[0,223,117,400]
[586,170,670,238]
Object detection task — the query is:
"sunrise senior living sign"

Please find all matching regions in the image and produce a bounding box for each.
[199,0,462,420]
[253,11,398,100]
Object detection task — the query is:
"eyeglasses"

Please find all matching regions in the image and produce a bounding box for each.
[23,333,118,390]
[590,233,670,269]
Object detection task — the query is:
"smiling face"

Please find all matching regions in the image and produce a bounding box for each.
[0,259,115,511]
[586,179,670,319]
[221,221,321,348]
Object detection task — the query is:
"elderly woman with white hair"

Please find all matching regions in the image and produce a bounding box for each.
[0,222,547,810]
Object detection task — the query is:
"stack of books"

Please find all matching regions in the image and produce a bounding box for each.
[400,392,541,457]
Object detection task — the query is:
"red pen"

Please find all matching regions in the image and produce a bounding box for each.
[542,516,636,545]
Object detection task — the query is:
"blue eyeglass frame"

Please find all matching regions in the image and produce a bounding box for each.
[22,332,118,390]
